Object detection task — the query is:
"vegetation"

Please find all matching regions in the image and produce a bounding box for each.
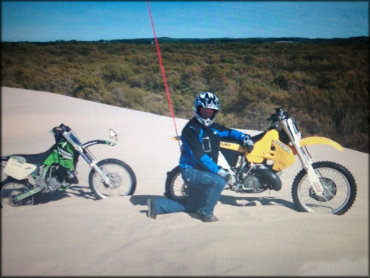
[1,37,369,152]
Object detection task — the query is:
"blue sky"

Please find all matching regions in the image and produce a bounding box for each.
[1,1,368,42]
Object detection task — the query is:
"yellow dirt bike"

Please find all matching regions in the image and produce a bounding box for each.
[165,108,356,215]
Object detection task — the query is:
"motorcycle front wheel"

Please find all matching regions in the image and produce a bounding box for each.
[89,158,136,199]
[165,165,187,201]
[292,161,357,215]
[1,179,35,208]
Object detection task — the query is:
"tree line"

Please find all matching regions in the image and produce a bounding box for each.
[1,38,368,152]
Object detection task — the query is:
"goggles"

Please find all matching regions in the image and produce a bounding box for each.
[199,107,217,119]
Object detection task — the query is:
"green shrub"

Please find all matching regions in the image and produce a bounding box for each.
[1,39,368,152]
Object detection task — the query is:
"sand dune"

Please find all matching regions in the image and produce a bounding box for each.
[1,87,368,276]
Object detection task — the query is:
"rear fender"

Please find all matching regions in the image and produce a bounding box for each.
[3,157,37,180]
[1,156,10,161]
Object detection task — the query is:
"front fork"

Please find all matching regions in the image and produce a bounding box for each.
[63,132,116,189]
[282,119,324,195]
[79,150,115,188]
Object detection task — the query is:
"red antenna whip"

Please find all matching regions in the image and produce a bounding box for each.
[147,0,180,144]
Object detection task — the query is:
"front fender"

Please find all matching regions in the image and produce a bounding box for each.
[300,136,343,151]
[82,140,116,150]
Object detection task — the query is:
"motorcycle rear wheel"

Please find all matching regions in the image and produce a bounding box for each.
[165,165,187,201]
[89,158,136,199]
[1,179,35,208]
[292,161,357,215]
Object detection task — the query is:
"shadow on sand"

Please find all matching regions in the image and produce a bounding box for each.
[129,193,297,217]
[35,185,96,205]
[219,194,296,210]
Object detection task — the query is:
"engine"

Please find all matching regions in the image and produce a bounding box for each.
[243,175,265,192]
[232,165,282,193]
[46,165,78,191]
[232,174,266,193]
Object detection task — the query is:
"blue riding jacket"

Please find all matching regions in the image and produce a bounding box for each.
[179,117,249,174]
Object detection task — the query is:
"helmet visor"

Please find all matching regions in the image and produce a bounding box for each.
[199,107,217,119]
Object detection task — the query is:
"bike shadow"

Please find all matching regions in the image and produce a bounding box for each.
[36,185,96,205]
[129,194,297,215]
[219,194,296,210]
[129,194,162,216]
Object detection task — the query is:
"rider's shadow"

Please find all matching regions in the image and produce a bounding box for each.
[130,195,153,206]
[219,195,296,210]
[36,185,96,205]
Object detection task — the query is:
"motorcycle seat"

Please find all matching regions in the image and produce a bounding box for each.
[13,145,55,166]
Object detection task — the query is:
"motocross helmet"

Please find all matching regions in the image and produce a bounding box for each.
[193,91,220,127]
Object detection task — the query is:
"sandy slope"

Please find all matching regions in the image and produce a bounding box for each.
[1,87,368,276]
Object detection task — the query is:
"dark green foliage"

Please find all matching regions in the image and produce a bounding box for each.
[1,38,369,152]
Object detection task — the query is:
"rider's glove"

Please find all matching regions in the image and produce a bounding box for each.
[242,135,254,153]
[218,168,235,185]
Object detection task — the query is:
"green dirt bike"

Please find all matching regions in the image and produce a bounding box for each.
[1,124,136,207]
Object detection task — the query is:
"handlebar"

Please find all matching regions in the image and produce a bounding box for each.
[55,123,71,132]
[268,108,289,127]
[52,123,82,147]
